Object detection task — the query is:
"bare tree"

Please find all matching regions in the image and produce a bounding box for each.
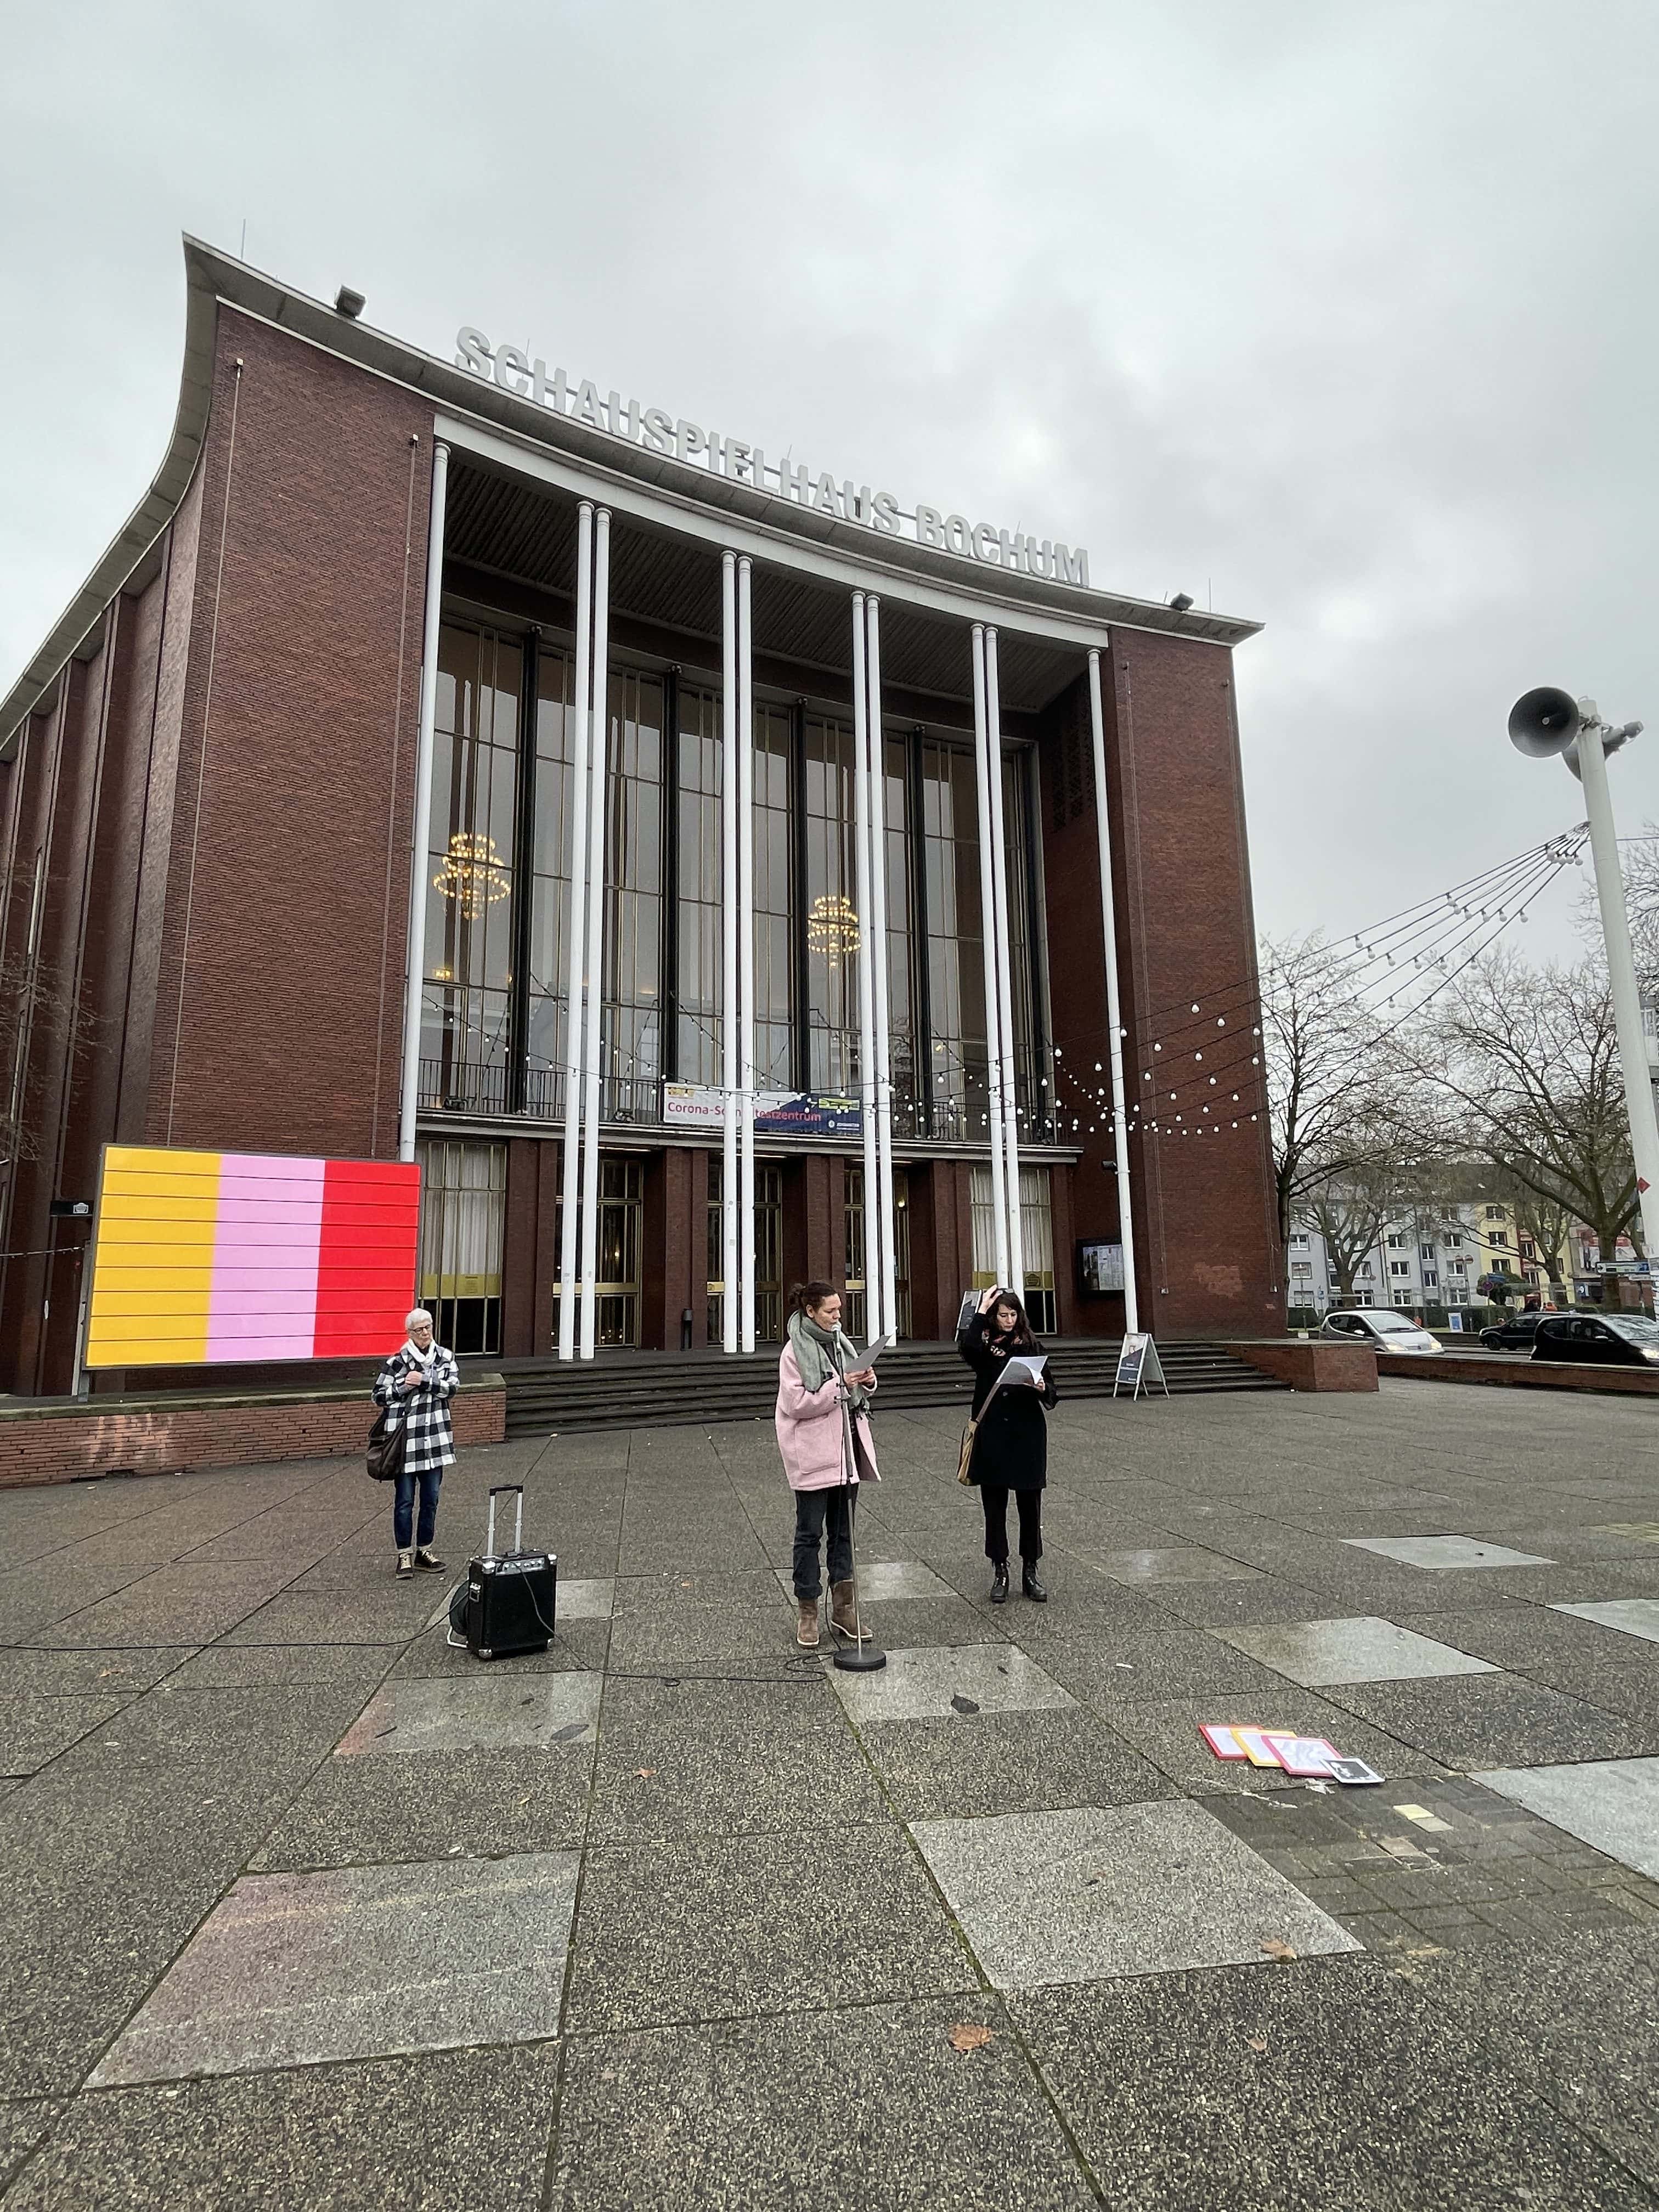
[0,953,95,1175]
[1304,1160,1399,1306]
[1408,949,1637,1306]
[1260,933,1416,1249]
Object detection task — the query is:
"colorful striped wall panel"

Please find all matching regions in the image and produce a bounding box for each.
[86,1147,421,1369]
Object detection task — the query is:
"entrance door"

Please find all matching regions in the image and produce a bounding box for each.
[595,1156,644,1347]
[706,1156,783,1344]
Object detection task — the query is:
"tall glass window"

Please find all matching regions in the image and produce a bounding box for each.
[423,627,520,1113]
[415,1138,505,1355]
[604,670,664,1121]
[676,682,724,1084]
[524,645,575,1120]
[1020,1165,1057,1333]
[882,732,918,1138]
[843,1165,866,1340]
[752,703,795,1088]
[922,741,989,1142]
[1002,752,1048,1138]
[804,713,859,1093]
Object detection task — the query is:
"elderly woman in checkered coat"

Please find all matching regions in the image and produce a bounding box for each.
[374,1309,460,1578]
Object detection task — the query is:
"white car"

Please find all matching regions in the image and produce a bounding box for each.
[1319,1309,1441,1355]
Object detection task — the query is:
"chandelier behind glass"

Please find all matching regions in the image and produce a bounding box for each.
[434,830,511,921]
[806,893,860,957]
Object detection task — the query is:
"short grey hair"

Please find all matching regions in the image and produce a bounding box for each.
[405,1308,434,1333]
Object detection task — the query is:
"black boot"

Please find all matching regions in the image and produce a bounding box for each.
[990,1562,1010,1605]
[1022,1562,1048,1603]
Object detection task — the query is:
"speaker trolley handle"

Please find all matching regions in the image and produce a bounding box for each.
[486,1483,524,1558]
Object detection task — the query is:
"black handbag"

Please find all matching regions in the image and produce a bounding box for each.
[367,1378,407,1482]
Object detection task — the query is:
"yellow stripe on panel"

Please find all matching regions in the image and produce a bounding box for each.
[87,1148,221,1368]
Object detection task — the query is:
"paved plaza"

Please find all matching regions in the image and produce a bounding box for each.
[1,1381,1657,2207]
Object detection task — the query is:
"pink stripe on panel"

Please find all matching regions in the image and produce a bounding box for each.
[207,1161,325,1362]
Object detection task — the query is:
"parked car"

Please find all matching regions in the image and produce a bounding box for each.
[1480,1313,1546,1351]
[1532,1313,1659,1368]
[1319,1310,1441,1354]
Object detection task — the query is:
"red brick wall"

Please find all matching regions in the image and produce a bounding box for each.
[0,1380,506,1488]
[146,307,431,1159]
[1038,644,1281,1340]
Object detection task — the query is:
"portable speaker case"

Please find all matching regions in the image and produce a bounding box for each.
[465,1484,557,1661]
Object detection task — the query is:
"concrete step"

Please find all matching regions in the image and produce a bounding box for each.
[500,1337,1284,1436]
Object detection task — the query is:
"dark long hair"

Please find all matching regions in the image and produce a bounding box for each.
[986,1288,1039,1353]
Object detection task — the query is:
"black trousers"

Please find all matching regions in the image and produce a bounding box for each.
[793,1485,855,1599]
[980,1483,1043,1565]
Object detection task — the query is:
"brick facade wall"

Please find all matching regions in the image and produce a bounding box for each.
[1037,642,1282,1340]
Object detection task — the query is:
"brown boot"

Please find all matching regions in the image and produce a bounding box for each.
[796,1596,821,1649]
[830,1580,871,1641]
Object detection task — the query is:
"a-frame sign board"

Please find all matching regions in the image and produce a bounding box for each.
[1113,1331,1170,1400]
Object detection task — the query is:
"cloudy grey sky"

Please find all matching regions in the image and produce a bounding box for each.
[3,1,1654,957]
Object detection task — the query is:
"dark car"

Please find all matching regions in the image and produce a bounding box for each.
[1480,1313,1545,1351]
[1532,1313,1659,1368]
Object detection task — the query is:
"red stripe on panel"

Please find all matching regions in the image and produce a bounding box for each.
[311,1159,420,1359]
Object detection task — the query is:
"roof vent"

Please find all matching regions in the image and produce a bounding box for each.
[334,286,366,320]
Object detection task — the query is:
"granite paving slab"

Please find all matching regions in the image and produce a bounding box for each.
[1096,1545,1265,1585]
[1341,1535,1554,1570]
[0,2097,63,2196]
[6,2045,558,2211]
[1013,1953,1657,2210]
[335,1670,602,1754]
[857,1705,1178,1821]
[0,1647,189,1697]
[89,1851,579,2084]
[1101,1688,1446,1792]
[911,1800,1361,1989]
[588,1710,886,1843]
[774,1557,953,1602]
[566,1824,969,2032]
[549,1997,1097,2212]
[1472,1759,1659,1882]
[0,1696,123,1777]
[251,1745,594,1870]
[1219,1615,1498,1687]
[823,1641,1075,1723]
[1552,1596,1659,1646]
[1321,1673,1659,1769]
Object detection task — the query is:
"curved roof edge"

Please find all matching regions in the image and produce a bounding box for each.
[2,235,1263,755]
[0,247,219,756]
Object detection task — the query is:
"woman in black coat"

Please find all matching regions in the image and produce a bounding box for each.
[958,1286,1058,1603]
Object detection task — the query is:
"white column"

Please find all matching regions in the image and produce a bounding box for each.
[577,507,611,1358]
[984,628,1024,1295]
[399,438,450,1164]
[556,500,594,1358]
[1087,648,1139,1334]
[720,552,740,1353]
[1578,719,1659,1259]
[865,596,897,1340]
[737,556,757,1354]
[970,624,1011,1286]
[851,594,881,1336]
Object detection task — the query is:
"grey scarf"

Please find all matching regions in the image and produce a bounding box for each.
[788,1311,868,1414]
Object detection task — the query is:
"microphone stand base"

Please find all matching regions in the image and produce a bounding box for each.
[832,1642,887,1673]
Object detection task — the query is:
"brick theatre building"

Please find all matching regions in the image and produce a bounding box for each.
[0,238,1281,1396]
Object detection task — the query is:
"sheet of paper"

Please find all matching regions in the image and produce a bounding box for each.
[1231,1727,1284,1769]
[1199,1723,1247,1759]
[1328,1755,1385,1787]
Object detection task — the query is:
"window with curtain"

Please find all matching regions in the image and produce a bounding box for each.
[422,626,520,1113]
[415,1139,506,1355]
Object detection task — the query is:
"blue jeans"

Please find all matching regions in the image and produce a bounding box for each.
[393,1465,443,1551]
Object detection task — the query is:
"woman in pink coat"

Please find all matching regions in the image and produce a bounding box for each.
[776,1280,879,1649]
